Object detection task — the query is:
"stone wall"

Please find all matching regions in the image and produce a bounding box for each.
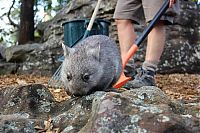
[159,1,200,73]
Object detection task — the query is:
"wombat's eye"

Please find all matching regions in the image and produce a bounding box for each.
[82,73,90,82]
[66,72,72,81]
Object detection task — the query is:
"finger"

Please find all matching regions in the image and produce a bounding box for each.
[169,0,174,7]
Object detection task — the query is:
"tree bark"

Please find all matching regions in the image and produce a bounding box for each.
[18,0,34,44]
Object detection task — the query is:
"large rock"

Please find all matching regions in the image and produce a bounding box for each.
[0,62,17,74]
[3,42,63,75]
[5,43,42,62]
[158,1,200,73]
[16,43,62,76]
[0,84,57,117]
[0,84,59,132]
[0,85,199,132]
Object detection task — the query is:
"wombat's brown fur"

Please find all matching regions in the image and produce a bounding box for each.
[61,35,122,96]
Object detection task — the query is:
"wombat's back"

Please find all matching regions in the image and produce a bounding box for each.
[61,35,122,96]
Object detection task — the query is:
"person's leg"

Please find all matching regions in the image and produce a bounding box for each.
[124,22,166,89]
[115,19,136,62]
[124,0,180,89]
[142,0,180,72]
[142,21,166,72]
[113,0,144,61]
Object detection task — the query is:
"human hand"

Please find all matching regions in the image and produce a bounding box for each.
[169,0,176,8]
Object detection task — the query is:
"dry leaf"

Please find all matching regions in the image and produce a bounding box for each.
[16,78,28,85]
[0,74,199,102]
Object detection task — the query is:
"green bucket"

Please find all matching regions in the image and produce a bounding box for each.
[62,19,110,47]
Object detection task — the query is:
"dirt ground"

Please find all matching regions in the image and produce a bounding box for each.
[0,74,199,103]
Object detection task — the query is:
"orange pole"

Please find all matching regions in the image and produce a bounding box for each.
[113,44,138,88]
[122,44,138,68]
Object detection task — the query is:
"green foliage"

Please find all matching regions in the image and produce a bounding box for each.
[0,0,69,47]
[0,27,17,47]
[189,0,200,5]
[190,0,198,2]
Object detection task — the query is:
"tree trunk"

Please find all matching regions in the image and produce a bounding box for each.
[18,0,34,44]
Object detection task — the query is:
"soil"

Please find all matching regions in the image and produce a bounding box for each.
[0,74,199,103]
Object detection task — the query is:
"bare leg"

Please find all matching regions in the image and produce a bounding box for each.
[145,21,166,64]
[116,20,166,88]
[115,19,136,62]
[129,21,166,88]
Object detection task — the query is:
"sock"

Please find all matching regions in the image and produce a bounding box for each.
[142,61,158,72]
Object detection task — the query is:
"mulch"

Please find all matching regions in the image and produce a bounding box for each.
[0,74,199,103]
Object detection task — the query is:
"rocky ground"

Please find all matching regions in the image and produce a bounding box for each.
[0,74,199,103]
[0,73,199,132]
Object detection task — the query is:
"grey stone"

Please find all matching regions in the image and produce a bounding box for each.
[0,85,199,132]
[5,43,42,62]
[0,62,17,74]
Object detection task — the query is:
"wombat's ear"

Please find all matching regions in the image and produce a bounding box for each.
[62,43,75,57]
[87,43,100,61]
[62,43,72,57]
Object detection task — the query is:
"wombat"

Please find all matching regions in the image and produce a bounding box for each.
[61,35,122,96]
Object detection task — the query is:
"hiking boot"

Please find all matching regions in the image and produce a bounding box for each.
[123,67,156,89]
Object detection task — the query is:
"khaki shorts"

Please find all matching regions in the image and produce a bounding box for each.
[113,0,180,24]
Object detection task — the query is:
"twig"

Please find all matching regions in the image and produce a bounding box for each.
[7,0,19,28]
